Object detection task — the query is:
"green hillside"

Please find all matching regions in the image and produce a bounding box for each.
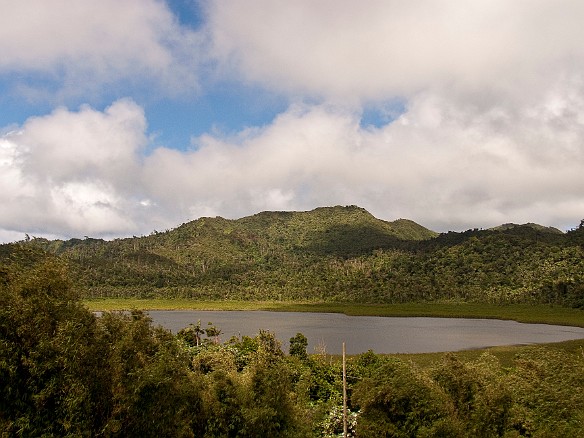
[490,222,564,234]
[2,206,583,307]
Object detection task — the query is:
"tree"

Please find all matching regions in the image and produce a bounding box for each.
[352,358,460,437]
[205,322,223,344]
[507,347,584,437]
[0,252,207,436]
[431,353,512,437]
[177,319,205,347]
[240,361,305,437]
[0,256,112,435]
[289,332,308,360]
[98,311,206,437]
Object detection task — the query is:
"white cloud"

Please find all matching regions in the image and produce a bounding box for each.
[0,0,203,98]
[2,86,584,242]
[16,99,145,184]
[207,0,584,102]
[2,1,584,242]
[0,99,147,237]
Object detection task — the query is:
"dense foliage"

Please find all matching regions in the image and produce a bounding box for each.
[3,206,584,308]
[2,254,584,436]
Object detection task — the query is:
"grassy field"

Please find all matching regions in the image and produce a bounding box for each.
[83,298,584,327]
[394,337,584,368]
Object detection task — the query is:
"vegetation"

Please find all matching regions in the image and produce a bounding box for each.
[2,205,584,309]
[2,206,584,434]
[2,256,584,436]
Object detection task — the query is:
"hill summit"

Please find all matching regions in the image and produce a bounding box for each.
[2,205,583,307]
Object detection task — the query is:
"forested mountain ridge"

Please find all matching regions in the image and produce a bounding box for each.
[2,206,584,307]
[489,222,564,234]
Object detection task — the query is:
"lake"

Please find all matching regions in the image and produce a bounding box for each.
[146,310,584,355]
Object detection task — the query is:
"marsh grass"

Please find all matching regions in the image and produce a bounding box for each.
[83,298,270,312]
[392,337,584,368]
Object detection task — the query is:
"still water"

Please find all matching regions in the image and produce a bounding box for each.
[147,310,584,355]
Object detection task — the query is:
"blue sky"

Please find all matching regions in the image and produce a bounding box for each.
[1,0,584,242]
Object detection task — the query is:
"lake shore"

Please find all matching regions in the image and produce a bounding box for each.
[83,298,584,327]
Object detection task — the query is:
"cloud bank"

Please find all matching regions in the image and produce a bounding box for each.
[208,0,584,102]
[0,0,202,99]
[1,1,584,241]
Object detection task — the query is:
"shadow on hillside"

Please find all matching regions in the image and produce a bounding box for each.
[303,224,404,257]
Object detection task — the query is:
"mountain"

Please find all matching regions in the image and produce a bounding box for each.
[234,206,437,255]
[2,206,583,308]
[490,223,564,235]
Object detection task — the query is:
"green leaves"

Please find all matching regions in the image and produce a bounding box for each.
[2,250,584,436]
[353,358,458,437]
[507,347,584,436]
[289,332,308,360]
[0,255,111,436]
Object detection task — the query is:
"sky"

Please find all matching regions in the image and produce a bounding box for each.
[1,0,584,243]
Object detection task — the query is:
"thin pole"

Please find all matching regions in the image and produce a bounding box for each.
[343,342,347,438]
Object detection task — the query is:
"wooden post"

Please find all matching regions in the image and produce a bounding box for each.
[343,342,348,438]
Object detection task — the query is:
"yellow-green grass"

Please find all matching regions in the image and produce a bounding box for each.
[393,338,584,369]
[83,298,275,312]
[83,298,584,327]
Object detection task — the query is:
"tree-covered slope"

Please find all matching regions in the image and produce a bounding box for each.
[490,222,564,234]
[3,258,584,436]
[2,206,583,307]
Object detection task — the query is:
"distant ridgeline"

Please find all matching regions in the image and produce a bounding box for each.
[2,206,584,308]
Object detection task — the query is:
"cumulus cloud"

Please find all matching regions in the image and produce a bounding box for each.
[2,1,584,242]
[208,0,584,102]
[0,99,147,237]
[2,86,584,242]
[0,0,203,99]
